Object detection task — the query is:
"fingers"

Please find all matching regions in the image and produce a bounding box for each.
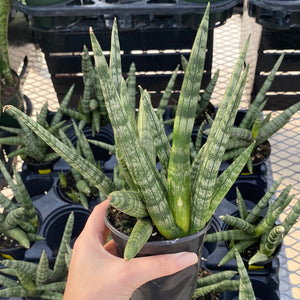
[80,200,111,244]
[125,252,198,288]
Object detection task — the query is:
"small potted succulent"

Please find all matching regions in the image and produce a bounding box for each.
[60,45,110,137]
[0,211,74,299]
[3,5,256,299]
[203,53,300,174]
[0,98,73,174]
[0,160,42,260]
[205,177,300,268]
[0,0,25,128]
[56,121,102,209]
[193,250,257,300]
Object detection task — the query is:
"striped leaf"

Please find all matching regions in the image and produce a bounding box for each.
[4,106,117,196]
[156,64,180,121]
[239,53,284,129]
[191,60,250,232]
[167,4,210,233]
[90,26,182,239]
[141,88,171,175]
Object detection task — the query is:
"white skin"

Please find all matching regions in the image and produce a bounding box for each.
[63,199,198,300]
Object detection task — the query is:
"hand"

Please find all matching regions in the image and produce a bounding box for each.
[63,200,198,300]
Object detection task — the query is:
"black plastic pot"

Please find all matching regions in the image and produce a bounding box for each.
[22,157,60,174]
[0,244,27,260]
[55,171,100,210]
[202,215,221,260]
[69,124,115,167]
[222,274,280,300]
[42,205,90,257]
[105,209,211,300]
[224,177,268,210]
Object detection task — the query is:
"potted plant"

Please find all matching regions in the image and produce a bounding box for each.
[0,160,42,260]
[205,177,300,267]
[56,121,102,209]
[0,211,74,299]
[0,96,73,174]
[0,0,25,128]
[59,45,110,137]
[203,53,300,174]
[4,5,257,299]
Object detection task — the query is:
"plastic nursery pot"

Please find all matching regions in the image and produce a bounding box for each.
[0,70,24,128]
[70,124,115,168]
[22,156,60,174]
[55,171,100,210]
[42,206,90,257]
[24,0,78,30]
[0,242,27,260]
[222,276,280,300]
[202,215,221,260]
[105,208,211,300]
[222,211,282,271]
[224,178,268,210]
[20,172,56,197]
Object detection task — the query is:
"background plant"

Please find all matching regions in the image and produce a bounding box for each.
[205,177,300,265]
[60,45,109,137]
[0,160,41,249]
[0,96,73,163]
[203,54,300,172]
[0,0,14,89]
[0,212,74,299]
[58,121,103,209]
[4,5,256,260]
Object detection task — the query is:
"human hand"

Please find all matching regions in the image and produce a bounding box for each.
[63,199,198,300]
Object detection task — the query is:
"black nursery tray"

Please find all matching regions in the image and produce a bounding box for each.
[13,0,238,17]
[248,0,300,28]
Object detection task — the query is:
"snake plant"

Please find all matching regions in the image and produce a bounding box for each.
[0,0,14,87]
[4,4,255,259]
[193,251,255,299]
[0,160,42,249]
[60,45,109,136]
[0,96,73,164]
[204,53,300,172]
[193,269,239,299]
[205,177,300,265]
[0,212,74,300]
[58,121,102,209]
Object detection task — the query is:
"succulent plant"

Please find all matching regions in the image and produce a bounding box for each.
[58,121,102,209]
[205,177,300,265]
[193,251,256,299]
[0,160,41,249]
[203,53,300,172]
[0,95,73,164]
[4,4,255,260]
[0,212,74,299]
[193,269,239,299]
[59,45,110,136]
[0,0,14,87]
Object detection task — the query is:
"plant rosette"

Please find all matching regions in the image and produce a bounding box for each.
[56,170,100,210]
[105,206,212,300]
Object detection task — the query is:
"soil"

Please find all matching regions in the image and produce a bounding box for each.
[59,171,97,204]
[0,232,20,249]
[107,206,166,242]
[194,266,221,300]
[194,102,216,127]
[1,73,19,104]
[251,140,271,165]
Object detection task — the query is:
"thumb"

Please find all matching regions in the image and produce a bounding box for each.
[126,252,198,289]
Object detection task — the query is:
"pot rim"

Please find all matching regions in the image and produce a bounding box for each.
[105,205,212,246]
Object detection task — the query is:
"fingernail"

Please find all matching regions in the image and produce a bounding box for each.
[176,252,198,269]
